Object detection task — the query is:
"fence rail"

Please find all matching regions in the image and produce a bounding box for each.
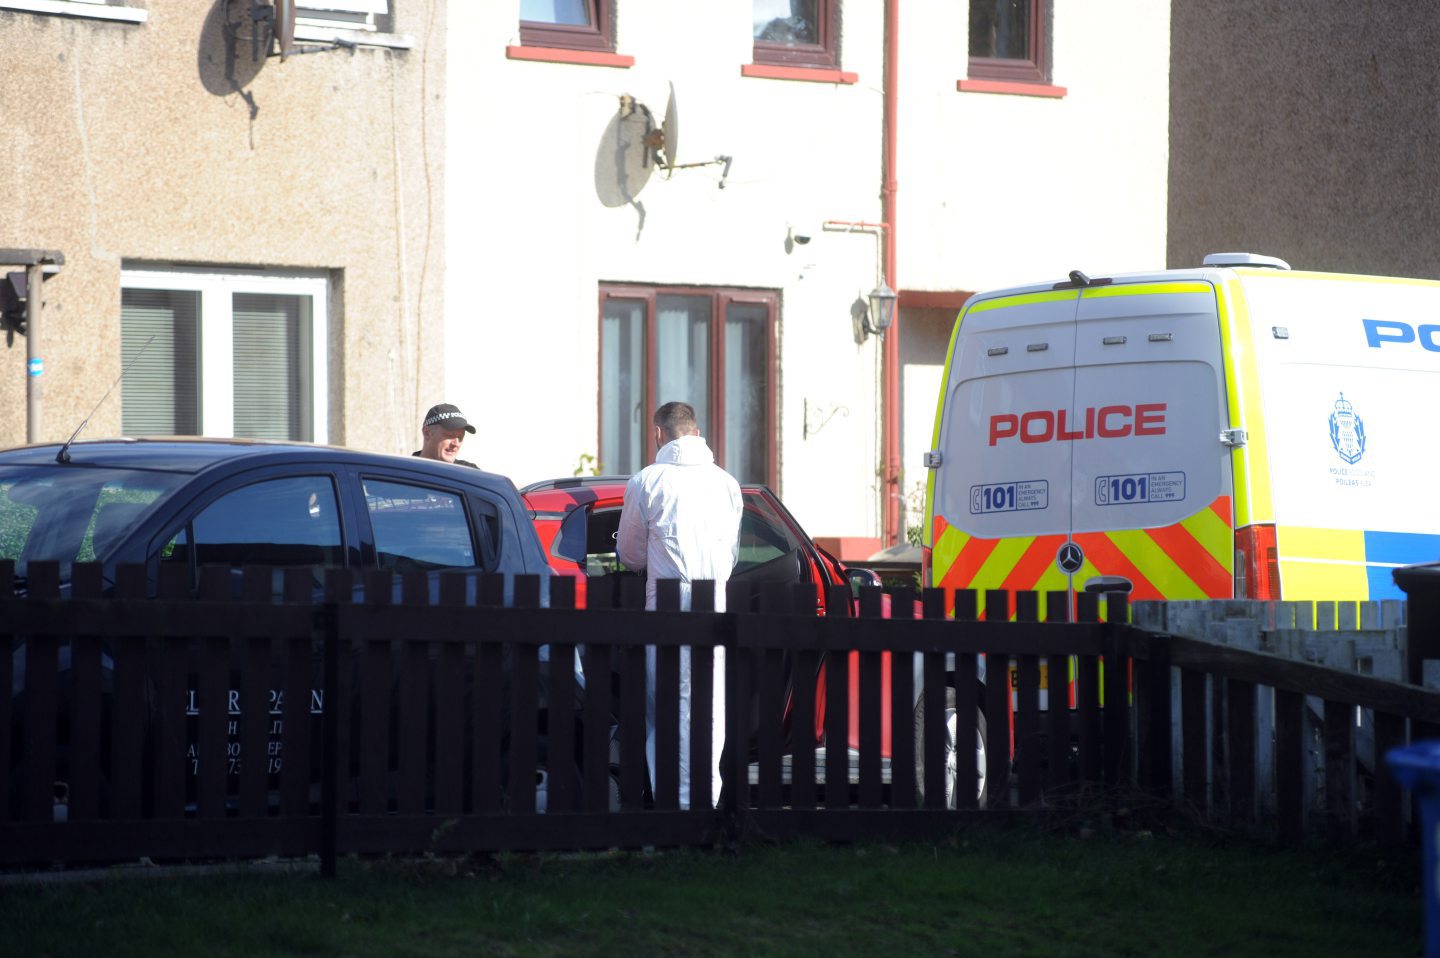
[2,561,1436,872]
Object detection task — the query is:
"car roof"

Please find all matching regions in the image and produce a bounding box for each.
[520,475,771,513]
[0,437,524,494]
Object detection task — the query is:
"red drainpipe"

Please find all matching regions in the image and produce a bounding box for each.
[881,0,901,548]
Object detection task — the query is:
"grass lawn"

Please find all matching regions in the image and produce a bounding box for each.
[1,819,1420,958]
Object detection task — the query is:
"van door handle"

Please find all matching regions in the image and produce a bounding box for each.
[1083,575,1132,595]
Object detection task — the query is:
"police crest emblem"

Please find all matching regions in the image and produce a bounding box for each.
[1329,393,1366,464]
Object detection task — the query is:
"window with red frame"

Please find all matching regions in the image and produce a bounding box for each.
[599,286,777,486]
[520,0,614,52]
[968,0,1050,84]
[752,0,838,69]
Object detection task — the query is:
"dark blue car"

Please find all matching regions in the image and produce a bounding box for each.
[2,438,580,819]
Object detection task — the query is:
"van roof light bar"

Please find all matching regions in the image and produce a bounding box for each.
[1202,252,1292,270]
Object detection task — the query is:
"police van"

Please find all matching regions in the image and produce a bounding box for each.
[922,253,1440,607]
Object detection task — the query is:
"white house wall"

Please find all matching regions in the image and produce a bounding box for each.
[450,1,1171,548]
[452,1,890,542]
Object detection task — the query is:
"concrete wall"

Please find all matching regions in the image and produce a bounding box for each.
[0,0,444,454]
[1168,1,1440,278]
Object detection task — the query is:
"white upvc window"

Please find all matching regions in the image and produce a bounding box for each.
[0,0,147,22]
[297,0,386,32]
[120,267,329,444]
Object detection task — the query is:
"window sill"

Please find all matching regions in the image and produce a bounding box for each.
[742,63,857,84]
[295,25,414,49]
[956,78,1067,98]
[506,45,634,68]
[0,0,146,22]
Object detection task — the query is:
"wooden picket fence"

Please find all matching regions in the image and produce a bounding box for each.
[2,560,1438,874]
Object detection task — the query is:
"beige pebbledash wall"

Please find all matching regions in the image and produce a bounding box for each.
[0,0,445,454]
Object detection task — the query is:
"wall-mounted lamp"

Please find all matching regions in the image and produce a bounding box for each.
[865,282,897,335]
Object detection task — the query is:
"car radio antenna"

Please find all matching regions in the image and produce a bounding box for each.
[56,335,155,464]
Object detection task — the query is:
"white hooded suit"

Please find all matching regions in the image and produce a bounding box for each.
[616,433,743,808]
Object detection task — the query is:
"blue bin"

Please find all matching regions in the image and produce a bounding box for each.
[1387,741,1440,957]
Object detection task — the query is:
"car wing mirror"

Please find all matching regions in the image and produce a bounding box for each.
[845,566,882,598]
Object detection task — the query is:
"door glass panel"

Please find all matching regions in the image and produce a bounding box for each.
[657,294,710,432]
[121,289,201,436]
[233,293,313,441]
[725,302,770,484]
[176,475,342,569]
[364,478,476,572]
[601,298,646,475]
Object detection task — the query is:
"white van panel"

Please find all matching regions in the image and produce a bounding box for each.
[1070,285,1228,534]
[933,292,1078,539]
[1243,273,1440,535]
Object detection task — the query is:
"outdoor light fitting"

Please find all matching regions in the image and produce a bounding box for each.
[866,282,897,335]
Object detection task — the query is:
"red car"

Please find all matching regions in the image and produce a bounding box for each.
[520,477,986,807]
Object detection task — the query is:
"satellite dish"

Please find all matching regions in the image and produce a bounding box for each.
[274,0,297,59]
[661,82,679,172]
[593,94,656,209]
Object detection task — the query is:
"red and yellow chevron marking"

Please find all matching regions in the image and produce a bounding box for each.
[931,496,1234,614]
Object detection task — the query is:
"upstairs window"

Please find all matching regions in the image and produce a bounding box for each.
[752,0,838,69]
[967,0,1050,84]
[520,0,615,53]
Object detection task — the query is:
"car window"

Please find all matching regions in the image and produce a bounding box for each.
[0,466,182,576]
[735,496,802,575]
[582,507,631,576]
[363,478,479,573]
[160,475,343,571]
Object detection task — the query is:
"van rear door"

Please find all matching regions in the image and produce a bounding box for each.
[929,279,1234,607]
[1067,281,1233,601]
[929,288,1081,600]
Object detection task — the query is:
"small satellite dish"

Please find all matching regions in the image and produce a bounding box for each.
[274,0,297,59]
[661,82,679,172]
[594,94,657,209]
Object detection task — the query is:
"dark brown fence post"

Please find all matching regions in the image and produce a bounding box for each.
[1275,687,1305,843]
[1045,591,1072,795]
[823,583,850,811]
[153,563,190,820]
[0,561,11,824]
[317,587,340,879]
[433,572,467,817]
[918,587,946,810]
[547,575,579,814]
[195,566,232,822]
[618,575,648,812]
[509,575,542,815]
[20,561,58,823]
[724,579,755,825]
[1323,699,1357,841]
[473,573,506,814]
[857,585,884,809]
[787,583,829,811]
[68,563,105,823]
[359,570,394,817]
[755,583,789,810]
[239,567,275,822]
[1226,678,1257,826]
[1374,709,1407,845]
[953,589,980,810]
[1014,591,1041,805]
[581,580,614,813]
[1143,630,1172,798]
[1075,591,1102,784]
[112,564,147,821]
[984,589,1011,807]
[1181,665,1208,815]
[395,571,429,817]
[1102,593,1130,786]
[888,587,916,808]
[281,568,317,821]
[690,578,716,814]
[654,578,683,811]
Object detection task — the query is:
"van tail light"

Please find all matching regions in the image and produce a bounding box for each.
[1234,523,1279,599]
